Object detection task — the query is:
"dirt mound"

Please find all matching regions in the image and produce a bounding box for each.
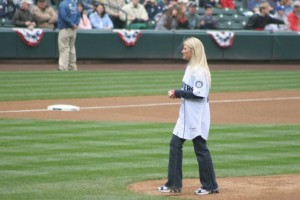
[129,174,300,200]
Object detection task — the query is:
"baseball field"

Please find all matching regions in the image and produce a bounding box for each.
[0,62,299,200]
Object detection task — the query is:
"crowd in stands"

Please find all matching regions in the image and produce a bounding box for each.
[0,0,300,31]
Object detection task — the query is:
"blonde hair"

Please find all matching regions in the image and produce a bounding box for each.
[183,37,211,87]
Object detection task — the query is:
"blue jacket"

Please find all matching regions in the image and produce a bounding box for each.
[89,13,114,30]
[58,0,80,29]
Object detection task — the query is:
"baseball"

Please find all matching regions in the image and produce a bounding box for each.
[168,90,173,97]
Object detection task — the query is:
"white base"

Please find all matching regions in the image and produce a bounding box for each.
[47,104,80,111]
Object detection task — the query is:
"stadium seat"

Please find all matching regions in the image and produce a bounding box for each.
[1,19,14,27]
[231,14,249,23]
[218,21,228,30]
[222,8,237,16]
[235,1,244,9]
[227,21,244,30]
[213,8,223,16]
[216,14,232,23]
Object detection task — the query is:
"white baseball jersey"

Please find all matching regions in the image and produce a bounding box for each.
[173,65,210,140]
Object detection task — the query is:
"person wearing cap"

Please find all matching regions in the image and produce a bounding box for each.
[32,0,57,29]
[265,5,288,31]
[245,2,285,30]
[12,0,36,29]
[57,0,80,71]
[186,2,201,29]
[144,0,159,21]
[119,0,149,28]
[157,0,172,13]
[287,0,300,31]
[199,4,219,29]
[0,0,17,23]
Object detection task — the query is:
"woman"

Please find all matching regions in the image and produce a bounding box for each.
[89,2,113,30]
[157,37,219,195]
[155,5,188,30]
[78,2,92,29]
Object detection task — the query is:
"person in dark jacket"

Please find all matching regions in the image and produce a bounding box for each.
[245,3,285,30]
[199,4,219,29]
[0,0,17,22]
[57,0,80,71]
[12,0,36,29]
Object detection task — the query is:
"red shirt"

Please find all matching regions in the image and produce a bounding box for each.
[287,12,300,31]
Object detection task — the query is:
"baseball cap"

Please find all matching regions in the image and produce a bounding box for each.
[21,0,32,4]
[276,5,285,11]
[294,1,300,7]
[178,0,188,3]
[204,4,213,9]
[189,2,197,8]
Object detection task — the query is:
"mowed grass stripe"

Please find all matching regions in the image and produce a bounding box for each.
[0,119,299,199]
[0,70,300,101]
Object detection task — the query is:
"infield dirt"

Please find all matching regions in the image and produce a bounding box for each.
[0,62,299,200]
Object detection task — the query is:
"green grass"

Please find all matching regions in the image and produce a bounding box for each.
[0,119,300,200]
[0,70,299,101]
[0,69,299,199]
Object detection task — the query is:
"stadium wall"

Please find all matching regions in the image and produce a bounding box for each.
[0,29,299,60]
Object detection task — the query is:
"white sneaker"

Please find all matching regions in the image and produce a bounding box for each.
[157,186,181,193]
[194,188,219,195]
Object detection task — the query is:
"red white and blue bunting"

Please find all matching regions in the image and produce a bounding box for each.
[13,28,44,47]
[114,29,142,47]
[207,31,235,48]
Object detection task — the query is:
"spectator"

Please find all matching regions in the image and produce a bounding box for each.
[157,0,172,13]
[220,0,235,9]
[155,4,188,30]
[80,0,94,15]
[120,0,149,28]
[144,0,159,21]
[199,4,219,29]
[78,1,92,29]
[248,0,276,14]
[177,4,189,29]
[281,0,293,15]
[0,0,17,22]
[104,0,126,29]
[12,0,36,29]
[89,2,113,30]
[57,0,80,71]
[186,2,201,29]
[265,5,288,31]
[178,0,188,13]
[90,3,114,30]
[245,3,285,30]
[287,0,300,31]
[32,0,57,29]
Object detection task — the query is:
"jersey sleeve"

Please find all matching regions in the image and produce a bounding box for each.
[192,70,208,98]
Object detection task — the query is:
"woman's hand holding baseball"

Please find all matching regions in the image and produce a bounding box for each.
[168,90,176,99]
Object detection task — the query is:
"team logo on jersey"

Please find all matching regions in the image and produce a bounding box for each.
[195,81,203,88]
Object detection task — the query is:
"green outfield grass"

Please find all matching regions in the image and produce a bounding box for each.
[0,119,299,200]
[1,69,299,199]
[0,70,299,101]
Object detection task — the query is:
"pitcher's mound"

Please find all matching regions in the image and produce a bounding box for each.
[129,174,300,200]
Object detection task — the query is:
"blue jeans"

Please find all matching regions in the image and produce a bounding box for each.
[165,134,218,190]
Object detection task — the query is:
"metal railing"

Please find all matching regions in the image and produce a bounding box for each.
[101,2,128,29]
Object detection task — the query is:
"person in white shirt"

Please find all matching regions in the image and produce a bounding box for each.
[157,37,219,196]
[119,0,149,26]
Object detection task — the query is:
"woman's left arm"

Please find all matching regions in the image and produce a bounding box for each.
[168,89,203,99]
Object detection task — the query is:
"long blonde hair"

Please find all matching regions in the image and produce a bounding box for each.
[183,37,211,87]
